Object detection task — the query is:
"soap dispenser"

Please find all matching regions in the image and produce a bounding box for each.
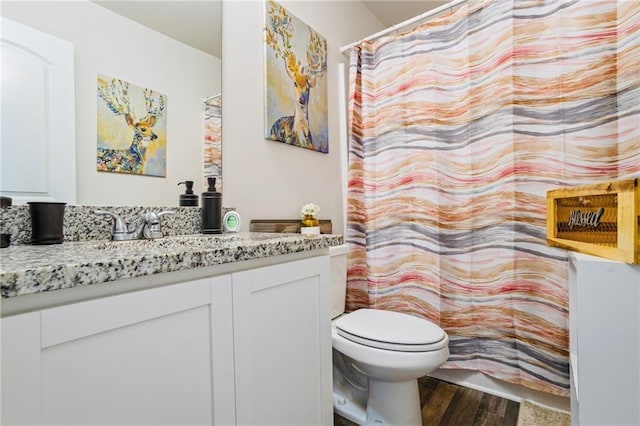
[201,177,222,234]
[178,181,199,206]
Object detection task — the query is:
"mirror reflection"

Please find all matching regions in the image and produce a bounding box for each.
[0,1,222,206]
[94,1,221,59]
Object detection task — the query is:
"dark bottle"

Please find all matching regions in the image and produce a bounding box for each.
[178,181,199,206]
[1,196,12,248]
[201,177,222,234]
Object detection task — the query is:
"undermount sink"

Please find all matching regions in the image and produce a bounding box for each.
[87,233,295,251]
[88,235,239,251]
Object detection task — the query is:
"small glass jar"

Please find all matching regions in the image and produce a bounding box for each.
[301,214,319,228]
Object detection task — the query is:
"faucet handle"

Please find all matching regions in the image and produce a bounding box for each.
[141,211,158,223]
[141,210,175,239]
[93,209,129,234]
[157,210,175,219]
[141,211,175,223]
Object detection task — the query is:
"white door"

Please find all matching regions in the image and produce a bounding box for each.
[232,256,333,426]
[0,17,76,204]
[1,276,236,425]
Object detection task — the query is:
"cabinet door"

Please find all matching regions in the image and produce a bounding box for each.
[570,255,640,426]
[1,276,236,425]
[232,256,332,426]
[1,311,42,425]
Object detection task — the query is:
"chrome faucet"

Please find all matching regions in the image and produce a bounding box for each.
[93,210,175,241]
[141,211,175,239]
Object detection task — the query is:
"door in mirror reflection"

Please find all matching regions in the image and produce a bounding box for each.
[0,17,76,204]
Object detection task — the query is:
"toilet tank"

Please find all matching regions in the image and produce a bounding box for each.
[329,244,348,319]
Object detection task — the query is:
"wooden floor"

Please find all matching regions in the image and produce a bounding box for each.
[334,376,520,426]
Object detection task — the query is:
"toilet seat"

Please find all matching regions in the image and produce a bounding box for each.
[335,309,447,352]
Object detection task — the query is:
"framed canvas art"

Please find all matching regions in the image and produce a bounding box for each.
[264,1,328,153]
[97,74,167,176]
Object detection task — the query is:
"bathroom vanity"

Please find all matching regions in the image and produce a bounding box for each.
[1,233,340,425]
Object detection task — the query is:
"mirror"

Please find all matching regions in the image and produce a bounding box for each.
[93,1,221,59]
[0,1,221,206]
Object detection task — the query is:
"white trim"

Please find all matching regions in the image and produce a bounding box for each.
[429,368,571,413]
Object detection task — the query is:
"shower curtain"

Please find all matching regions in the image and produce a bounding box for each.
[347,0,639,396]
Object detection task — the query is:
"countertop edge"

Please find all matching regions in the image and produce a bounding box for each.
[1,248,333,317]
[1,233,344,304]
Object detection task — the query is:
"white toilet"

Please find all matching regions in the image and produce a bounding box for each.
[330,245,450,426]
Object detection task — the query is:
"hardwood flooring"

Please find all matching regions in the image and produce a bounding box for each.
[334,376,520,426]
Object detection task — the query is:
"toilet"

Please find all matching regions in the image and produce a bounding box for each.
[330,245,449,426]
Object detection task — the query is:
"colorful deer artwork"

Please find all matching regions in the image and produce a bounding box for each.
[96,76,167,176]
[264,1,328,153]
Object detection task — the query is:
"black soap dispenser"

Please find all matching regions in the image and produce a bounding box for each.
[178,181,199,206]
[201,177,222,234]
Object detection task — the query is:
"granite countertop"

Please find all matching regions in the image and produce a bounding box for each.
[0,233,343,299]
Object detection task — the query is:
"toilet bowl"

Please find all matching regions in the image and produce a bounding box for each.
[330,245,449,426]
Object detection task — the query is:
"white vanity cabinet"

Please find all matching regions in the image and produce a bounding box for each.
[569,253,640,426]
[2,276,236,425]
[232,255,332,425]
[1,255,331,426]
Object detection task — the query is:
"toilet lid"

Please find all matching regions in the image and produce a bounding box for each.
[335,309,447,352]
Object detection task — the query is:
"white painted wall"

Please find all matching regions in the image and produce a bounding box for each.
[222,1,384,232]
[1,0,383,232]
[1,1,221,206]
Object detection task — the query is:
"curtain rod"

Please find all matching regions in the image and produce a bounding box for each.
[339,0,468,54]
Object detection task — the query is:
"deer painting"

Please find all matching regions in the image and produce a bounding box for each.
[265,1,328,153]
[97,76,166,176]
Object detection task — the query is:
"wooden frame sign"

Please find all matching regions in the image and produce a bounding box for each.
[546,179,639,264]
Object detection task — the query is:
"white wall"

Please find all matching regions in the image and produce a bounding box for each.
[2,0,383,233]
[222,1,384,232]
[1,1,221,206]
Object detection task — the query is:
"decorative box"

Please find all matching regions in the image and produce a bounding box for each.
[546,179,639,264]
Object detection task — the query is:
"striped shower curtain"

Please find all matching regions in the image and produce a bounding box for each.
[346,0,639,396]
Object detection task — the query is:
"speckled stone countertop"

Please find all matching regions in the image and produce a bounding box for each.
[0,233,343,298]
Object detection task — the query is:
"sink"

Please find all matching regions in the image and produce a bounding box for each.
[86,233,295,251]
[88,235,238,251]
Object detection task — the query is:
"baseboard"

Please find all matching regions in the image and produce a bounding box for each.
[429,368,571,413]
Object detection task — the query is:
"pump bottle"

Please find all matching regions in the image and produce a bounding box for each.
[178,181,198,206]
[201,177,222,234]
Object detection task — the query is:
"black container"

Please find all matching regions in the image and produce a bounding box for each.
[1,196,11,248]
[0,234,9,248]
[28,202,66,245]
[201,177,222,234]
[178,181,199,206]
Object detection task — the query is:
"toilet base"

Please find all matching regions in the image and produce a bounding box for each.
[333,390,366,425]
[334,378,422,426]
